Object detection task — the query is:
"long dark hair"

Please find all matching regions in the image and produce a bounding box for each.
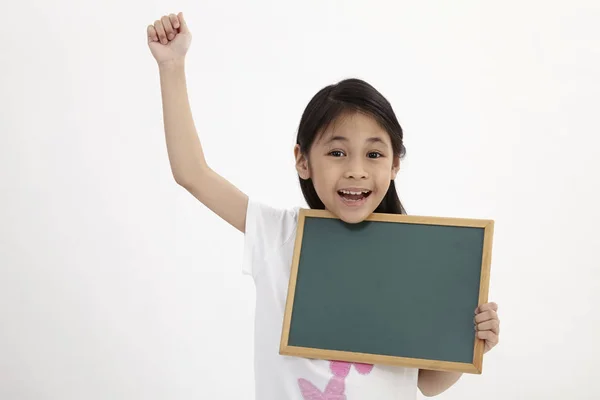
[295,78,407,215]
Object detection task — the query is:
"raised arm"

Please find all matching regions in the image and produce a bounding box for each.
[148,12,248,232]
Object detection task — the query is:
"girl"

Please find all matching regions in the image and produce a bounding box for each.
[147,12,500,399]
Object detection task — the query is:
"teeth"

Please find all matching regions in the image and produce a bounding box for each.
[339,189,370,195]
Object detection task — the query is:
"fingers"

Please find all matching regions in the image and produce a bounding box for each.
[147,25,158,43]
[475,309,498,323]
[148,13,186,45]
[474,301,500,353]
[177,12,189,33]
[153,19,168,44]
[475,302,499,324]
[477,330,499,344]
[475,319,500,334]
[475,302,498,314]
[161,15,175,40]
[170,14,180,36]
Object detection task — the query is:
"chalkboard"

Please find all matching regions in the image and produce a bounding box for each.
[279,209,494,374]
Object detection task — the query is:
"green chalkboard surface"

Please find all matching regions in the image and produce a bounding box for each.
[280,209,494,374]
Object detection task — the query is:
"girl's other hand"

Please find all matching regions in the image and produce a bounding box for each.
[147,12,192,67]
[475,302,500,353]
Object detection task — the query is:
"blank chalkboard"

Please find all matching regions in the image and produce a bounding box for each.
[279,209,494,374]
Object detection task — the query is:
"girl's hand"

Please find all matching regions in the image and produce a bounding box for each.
[474,302,500,353]
[147,12,192,66]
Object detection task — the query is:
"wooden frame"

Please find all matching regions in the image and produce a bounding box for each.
[279,208,494,374]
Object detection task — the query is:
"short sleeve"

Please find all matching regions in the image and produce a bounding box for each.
[242,198,298,278]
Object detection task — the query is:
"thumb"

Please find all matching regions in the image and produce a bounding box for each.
[178,12,190,34]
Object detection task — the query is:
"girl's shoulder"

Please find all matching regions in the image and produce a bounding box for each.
[245,197,301,245]
[243,198,301,277]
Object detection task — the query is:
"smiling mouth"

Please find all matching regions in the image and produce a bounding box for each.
[337,189,372,202]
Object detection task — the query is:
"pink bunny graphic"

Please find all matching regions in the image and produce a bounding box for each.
[298,361,374,399]
[329,361,374,377]
[298,376,346,400]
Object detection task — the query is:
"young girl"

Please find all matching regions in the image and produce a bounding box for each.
[147,12,500,399]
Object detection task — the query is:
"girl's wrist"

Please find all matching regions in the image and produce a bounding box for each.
[158,58,186,72]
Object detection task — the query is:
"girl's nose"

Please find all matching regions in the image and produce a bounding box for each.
[344,161,369,179]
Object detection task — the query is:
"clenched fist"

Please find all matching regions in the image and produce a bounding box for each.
[147,12,192,66]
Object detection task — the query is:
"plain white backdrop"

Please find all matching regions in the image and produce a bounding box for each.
[1,0,599,399]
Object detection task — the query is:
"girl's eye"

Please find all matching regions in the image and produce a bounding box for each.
[368,152,382,158]
[329,150,345,157]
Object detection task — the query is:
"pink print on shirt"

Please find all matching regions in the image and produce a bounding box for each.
[330,361,374,377]
[298,376,346,400]
[298,361,373,399]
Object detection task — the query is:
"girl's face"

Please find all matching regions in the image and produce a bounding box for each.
[295,112,400,223]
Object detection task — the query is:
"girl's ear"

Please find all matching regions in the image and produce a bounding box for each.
[294,144,311,180]
[391,156,400,180]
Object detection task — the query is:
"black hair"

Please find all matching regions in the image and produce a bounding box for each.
[295,78,407,215]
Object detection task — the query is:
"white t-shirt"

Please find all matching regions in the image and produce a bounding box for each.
[242,198,419,399]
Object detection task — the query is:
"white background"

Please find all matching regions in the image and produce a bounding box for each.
[1,0,599,399]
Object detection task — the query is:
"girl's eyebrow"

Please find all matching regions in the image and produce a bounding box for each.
[325,135,387,145]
